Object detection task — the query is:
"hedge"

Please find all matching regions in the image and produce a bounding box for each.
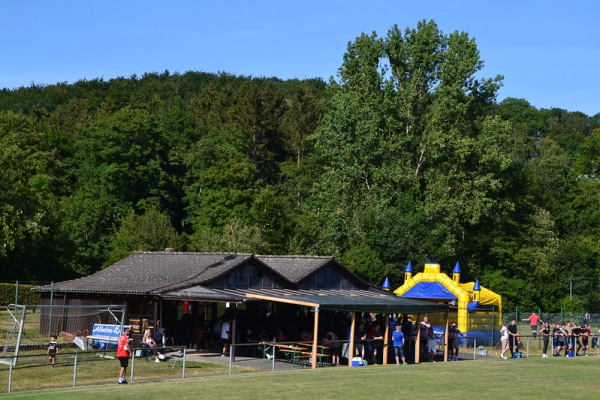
[0,283,42,306]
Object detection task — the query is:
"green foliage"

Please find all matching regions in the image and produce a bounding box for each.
[0,22,598,312]
[341,244,395,286]
[106,208,186,265]
[0,283,41,306]
[298,20,513,277]
[193,218,268,254]
[560,295,585,314]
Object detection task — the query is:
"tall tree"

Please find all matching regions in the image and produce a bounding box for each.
[64,106,172,274]
[297,20,511,280]
[106,208,185,265]
[0,111,71,280]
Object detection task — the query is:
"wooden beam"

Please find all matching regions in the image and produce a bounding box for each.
[312,307,319,369]
[231,303,237,362]
[242,292,318,308]
[444,318,449,362]
[415,313,421,364]
[348,312,356,366]
[383,314,389,365]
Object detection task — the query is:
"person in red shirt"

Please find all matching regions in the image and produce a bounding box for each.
[117,327,132,384]
[581,324,592,356]
[522,311,543,338]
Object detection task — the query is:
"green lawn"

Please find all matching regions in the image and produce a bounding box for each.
[3,356,600,399]
[0,350,255,393]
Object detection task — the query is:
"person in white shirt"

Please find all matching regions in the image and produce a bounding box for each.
[499,322,509,359]
[220,318,232,357]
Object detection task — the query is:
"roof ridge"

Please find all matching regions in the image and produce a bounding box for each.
[256,254,332,259]
[133,251,253,256]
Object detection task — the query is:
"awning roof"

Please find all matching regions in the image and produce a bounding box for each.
[215,288,449,314]
[159,286,247,302]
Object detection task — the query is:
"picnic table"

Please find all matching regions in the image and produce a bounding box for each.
[261,342,331,367]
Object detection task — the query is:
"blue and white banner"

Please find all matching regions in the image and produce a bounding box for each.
[90,324,131,349]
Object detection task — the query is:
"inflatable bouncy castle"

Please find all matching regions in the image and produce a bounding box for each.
[393,262,502,335]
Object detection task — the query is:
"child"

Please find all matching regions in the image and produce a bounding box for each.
[48,335,59,368]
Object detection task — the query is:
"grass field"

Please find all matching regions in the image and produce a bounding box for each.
[3,356,600,399]
[0,350,255,393]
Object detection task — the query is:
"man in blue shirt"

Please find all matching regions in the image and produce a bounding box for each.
[392,325,406,365]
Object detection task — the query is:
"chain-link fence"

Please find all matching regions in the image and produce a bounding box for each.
[0,346,189,393]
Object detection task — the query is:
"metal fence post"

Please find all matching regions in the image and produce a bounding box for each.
[130,351,135,383]
[8,356,13,394]
[182,347,186,379]
[72,353,78,387]
[228,344,233,375]
[473,337,477,360]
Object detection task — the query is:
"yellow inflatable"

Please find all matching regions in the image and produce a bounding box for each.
[393,262,502,333]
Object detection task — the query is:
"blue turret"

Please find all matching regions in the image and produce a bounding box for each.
[452,261,461,283]
[467,278,481,312]
[382,276,391,291]
[404,261,413,282]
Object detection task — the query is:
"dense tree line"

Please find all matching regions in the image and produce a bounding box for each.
[1,20,599,313]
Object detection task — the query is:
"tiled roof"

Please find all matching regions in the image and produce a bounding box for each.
[34,251,371,296]
[35,252,254,295]
[255,255,334,283]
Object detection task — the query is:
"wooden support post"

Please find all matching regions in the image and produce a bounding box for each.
[348,312,356,366]
[415,313,421,364]
[231,303,237,362]
[312,306,319,369]
[444,318,449,362]
[383,314,390,365]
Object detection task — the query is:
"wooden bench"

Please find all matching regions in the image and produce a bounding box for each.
[276,344,311,367]
[292,343,332,367]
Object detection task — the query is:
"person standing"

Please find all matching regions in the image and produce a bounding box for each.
[564,321,575,356]
[402,316,415,361]
[448,322,463,361]
[392,325,406,365]
[354,323,367,359]
[581,323,592,356]
[370,325,384,364]
[522,311,542,338]
[426,326,437,362]
[553,323,564,356]
[221,317,232,357]
[572,322,583,356]
[322,330,341,366]
[556,323,567,356]
[507,319,518,357]
[212,317,223,348]
[540,322,550,358]
[419,316,431,361]
[499,322,509,360]
[117,327,132,384]
[47,335,59,368]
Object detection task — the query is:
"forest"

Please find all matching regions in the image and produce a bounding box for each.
[1,20,599,313]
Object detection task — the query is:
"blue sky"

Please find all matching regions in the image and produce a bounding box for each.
[2,1,598,116]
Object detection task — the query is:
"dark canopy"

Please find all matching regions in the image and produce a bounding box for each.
[220,288,448,314]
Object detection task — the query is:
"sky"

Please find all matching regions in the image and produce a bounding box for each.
[1,1,598,116]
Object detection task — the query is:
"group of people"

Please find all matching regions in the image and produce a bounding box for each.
[116,326,166,385]
[499,312,595,360]
[350,321,386,364]
[499,320,520,359]
[550,321,593,357]
[389,317,464,365]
